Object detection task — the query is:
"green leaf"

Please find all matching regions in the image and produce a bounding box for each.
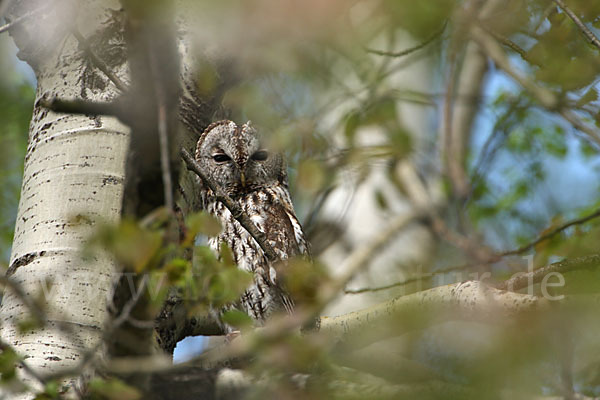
[221,309,253,330]
[88,220,163,272]
[297,159,325,194]
[0,347,19,382]
[164,258,189,283]
[87,378,142,400]
[186,212,222,240]
[208,268,252,307]
[344,111,361,143]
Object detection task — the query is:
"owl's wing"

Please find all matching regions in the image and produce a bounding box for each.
[260,186,310,259]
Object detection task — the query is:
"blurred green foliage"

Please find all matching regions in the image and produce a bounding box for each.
[0,38,34,265]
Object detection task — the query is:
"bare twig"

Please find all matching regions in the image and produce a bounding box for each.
[323,281,544,348]
[430,215,497,262]
[0,337,46,386]
[501,207,600,256]
[149,45,175,212]
[472,26,600,146]
[71,29,128,92]
[321,211,426,303]
[0,275,46,325]
[157,103,174,211]
[344,263,468,294]
[352,251,600,297]
[479,25,530,62]
[497,253,600,291]
[0,4,47,34]
[552,0,600,50]
[40,278,150,383]
[344,276,424,295]
[472,26,558,109]
[366,20,447,57]
[181,147,279,262]
[347,208,600,294]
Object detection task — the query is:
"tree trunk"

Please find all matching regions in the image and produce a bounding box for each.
[0,0,128,396]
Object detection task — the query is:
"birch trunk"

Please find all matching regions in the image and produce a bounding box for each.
[0,0,128,396]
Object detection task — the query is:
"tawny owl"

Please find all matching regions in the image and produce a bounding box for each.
[195,120,309,329]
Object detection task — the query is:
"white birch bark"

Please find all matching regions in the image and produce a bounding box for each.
[0,0,129,397]
[319,32,437,317]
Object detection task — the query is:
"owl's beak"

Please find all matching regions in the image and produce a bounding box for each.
[240,171,247,188]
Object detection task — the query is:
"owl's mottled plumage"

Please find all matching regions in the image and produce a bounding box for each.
[195,120,309,328]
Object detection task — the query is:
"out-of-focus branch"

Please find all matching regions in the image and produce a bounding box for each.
[71,28,128,92]
[398,160,496,262]
[347,252,600,296]
[472,26,559,107]
[322,280,543,349]
[0,4,47,34]
[479,25,530,62]
[428,215,497,262]
[500,207,600,257]
[366,20,447,58]
[150,52,175,212]
[344,263,467,294]
[497,253,600,291]
[319,211,427,304]
[0,338,45,386]
[345,199,600,294]
[40,97,122,118]
[191,280,545,369]
[552,0,600,50]
[471,25,600,146]
[441,2,498,201]
[0,275,46,326]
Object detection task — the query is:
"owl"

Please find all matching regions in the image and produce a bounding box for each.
[194,120,310,329]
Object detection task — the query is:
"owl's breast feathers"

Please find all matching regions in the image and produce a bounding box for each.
[207,185,309,322]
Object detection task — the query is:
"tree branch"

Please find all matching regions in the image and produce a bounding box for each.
[500,207,600,257]
[471,25,600,146]
[0,4,48,35]
[150,53,175,212]
[348,252,600,296]
[366,20,447,57]
[71,28,128,92]
[479,24,530,62]
[552,0,600,51]
[497,253,600,291]
[40,97,123,118]
[471,26,558,110]
[181,147,280,262]
[321,280,543,349]
[319,211,427,306]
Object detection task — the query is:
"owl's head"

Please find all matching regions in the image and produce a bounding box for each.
[195,120,287,195]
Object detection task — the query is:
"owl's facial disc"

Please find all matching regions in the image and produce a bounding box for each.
[198,120,285,195]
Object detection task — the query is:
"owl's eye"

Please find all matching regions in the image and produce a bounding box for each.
[212,153,231,163]
[251,150,269,161]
